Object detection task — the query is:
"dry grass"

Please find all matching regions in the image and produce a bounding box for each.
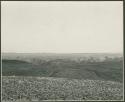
[2,76,123,101]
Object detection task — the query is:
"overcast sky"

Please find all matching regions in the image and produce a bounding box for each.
[1,1,123,53]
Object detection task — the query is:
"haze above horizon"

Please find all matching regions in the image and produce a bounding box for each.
[1,1,123,53]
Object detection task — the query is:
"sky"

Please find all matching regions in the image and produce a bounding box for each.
[1,1,123,53]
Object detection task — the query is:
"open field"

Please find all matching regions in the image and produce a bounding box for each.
[2,53,123,101]
[2,76,123,101]
[2,1,123,101]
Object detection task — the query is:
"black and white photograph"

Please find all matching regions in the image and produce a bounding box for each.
[1,1,124,101]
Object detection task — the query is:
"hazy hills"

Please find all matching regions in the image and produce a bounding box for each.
[2,53,123,82]
[2,53,123,101]
[2,52,123,60]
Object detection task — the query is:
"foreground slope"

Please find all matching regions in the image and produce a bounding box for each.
[2,76,123,101]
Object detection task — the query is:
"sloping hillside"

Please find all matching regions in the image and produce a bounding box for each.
[2,59,123,82]
[2,59,47,76]
[42,60,123,82]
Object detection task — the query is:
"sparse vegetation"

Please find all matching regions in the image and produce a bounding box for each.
[2,76,123,101]
[2,53,123,101]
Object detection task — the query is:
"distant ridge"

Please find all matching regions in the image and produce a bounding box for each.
[2,57,123,82]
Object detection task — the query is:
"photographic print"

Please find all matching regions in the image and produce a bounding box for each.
[1,1,124,101]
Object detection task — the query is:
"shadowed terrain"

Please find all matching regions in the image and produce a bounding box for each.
[2,56,123,82]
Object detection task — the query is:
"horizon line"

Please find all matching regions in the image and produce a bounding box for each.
[1,52,123,54]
